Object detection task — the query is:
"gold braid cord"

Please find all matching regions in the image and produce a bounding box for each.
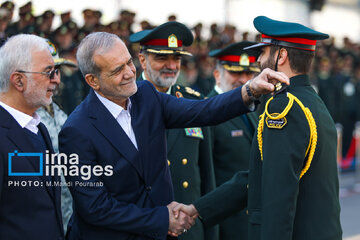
[257,93,318,179]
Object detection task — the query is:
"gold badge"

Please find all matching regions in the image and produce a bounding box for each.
[240,53,250,66]
[266,113,287,129]
[47,40,57,57]
[185,87,201,97]
[168,34,178,48]
[175,91,183,98]
[275,82,282,91]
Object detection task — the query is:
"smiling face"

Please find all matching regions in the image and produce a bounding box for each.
[92,39,137,107]
[140,53,181,90]
[23,49,59,109]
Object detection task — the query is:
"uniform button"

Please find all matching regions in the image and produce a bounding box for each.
[246,210,248,215]
[183,181,189,188]
[146,186,152,191]
[182,158,188,165]
[167,160,170,166]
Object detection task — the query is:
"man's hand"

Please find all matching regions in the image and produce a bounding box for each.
[242,68,290,105]
[167,202,195,237]
[172,203,199,219]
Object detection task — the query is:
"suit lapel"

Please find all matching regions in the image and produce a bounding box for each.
[38,122,63,229]
[166,87,182,153]
[167,128,182,154]
[2,107,56,199]
[87,90,144,179]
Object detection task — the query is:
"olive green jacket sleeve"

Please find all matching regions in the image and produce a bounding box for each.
[193,171,248,227]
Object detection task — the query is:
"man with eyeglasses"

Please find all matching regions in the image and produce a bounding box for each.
[0,34,64,239]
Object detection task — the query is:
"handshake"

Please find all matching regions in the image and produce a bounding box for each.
[167,201,199,237]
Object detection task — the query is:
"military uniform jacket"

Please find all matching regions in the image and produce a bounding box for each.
[194,75,342,240]
[248,74,342,240]
[208,89,257,240]
[138,75,218,240]
[168,84,218,240]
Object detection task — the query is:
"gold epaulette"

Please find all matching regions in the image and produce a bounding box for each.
[184,87,201,97]
[257,92,318,179]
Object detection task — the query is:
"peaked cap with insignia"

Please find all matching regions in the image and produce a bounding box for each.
[210,41,260,73]
[245,16,329,51]
[129,21,193,56]
[46,40,77,68]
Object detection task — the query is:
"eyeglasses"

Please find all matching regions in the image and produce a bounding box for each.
[16,68,59,80]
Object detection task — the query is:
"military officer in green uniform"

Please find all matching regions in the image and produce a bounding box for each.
[208,41,260,240]
[129,21,218,240]
[173,16,342,240]
[35,40,77,234]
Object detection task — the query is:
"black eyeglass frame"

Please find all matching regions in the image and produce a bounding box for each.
[16,68,59,80]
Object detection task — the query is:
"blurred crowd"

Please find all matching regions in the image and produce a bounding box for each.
[0,0,359,157]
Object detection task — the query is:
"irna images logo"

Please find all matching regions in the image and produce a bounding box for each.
[8,150,43,176]
[8,150,113,180]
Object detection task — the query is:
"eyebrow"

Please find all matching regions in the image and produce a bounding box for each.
[43,65,54,72]
[109,57,133,76]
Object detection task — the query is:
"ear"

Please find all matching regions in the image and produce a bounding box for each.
[9,72,25,92]
[84,74,100,91]
[213,69,221,86]
[138,53,147,71]
[277,48,288,66]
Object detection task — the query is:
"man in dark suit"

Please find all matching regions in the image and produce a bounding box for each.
[207,41,260,240]
[0,34,64,240]
[59,31,289,240]
[174,16,342,240]
[130,21,218,240]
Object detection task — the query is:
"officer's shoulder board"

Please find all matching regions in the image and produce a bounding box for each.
[257,92,318,180]
[174,84,203,99]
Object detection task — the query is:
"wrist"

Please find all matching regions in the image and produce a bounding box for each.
[245,80,260,101]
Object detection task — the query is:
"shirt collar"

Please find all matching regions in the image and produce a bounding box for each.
[214,85,224,94]
[94,91,132,119]
[142,71,147,80]
[0,101,41,128]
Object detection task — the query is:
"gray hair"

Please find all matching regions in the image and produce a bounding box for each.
[215,60,225,77]
[0,34,49,93]
[76,32,122,78]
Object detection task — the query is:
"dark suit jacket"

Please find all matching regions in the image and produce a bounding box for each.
[59,80,250,240]
[0,106,64,240]
[208,89,257,240]
[194,75,342,240]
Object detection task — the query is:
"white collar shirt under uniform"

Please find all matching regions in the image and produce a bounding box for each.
[0,101,41,134]
[94,91,138,150]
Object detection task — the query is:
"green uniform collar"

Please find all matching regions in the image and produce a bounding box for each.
[288,74,310,89]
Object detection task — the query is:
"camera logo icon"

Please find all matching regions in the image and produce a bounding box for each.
[8,150,43,176]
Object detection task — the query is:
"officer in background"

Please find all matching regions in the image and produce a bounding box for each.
[208,41,260,240]
[36,40,77,234]
[174,16,342,240]
[129,21,218,240]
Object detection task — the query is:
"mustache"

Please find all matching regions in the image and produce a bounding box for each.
[159,69,178,75]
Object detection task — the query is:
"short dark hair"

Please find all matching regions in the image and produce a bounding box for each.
[270,46,315,74]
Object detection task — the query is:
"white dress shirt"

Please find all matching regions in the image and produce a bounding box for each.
[0,101,41,134]
[214,85,224,94]
[94,91,138,149]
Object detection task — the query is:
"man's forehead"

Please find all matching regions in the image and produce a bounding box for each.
[32,49,54,65]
